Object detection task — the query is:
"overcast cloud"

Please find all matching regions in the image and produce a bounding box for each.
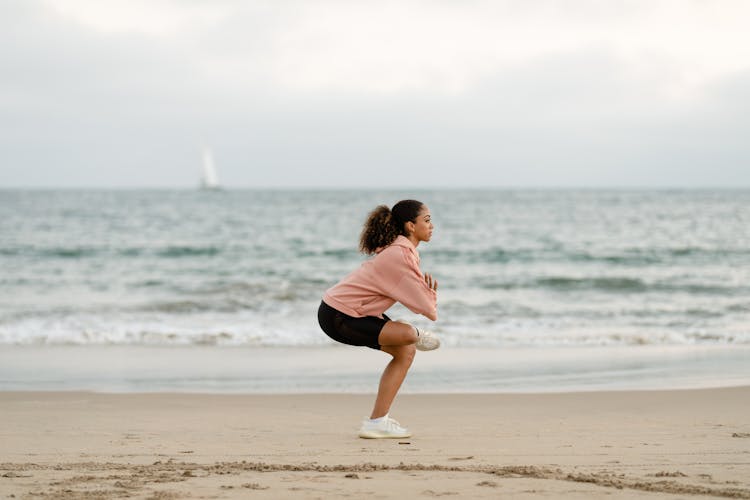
[1,0,749,188]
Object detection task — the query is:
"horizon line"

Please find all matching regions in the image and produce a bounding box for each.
[1,185,750,191]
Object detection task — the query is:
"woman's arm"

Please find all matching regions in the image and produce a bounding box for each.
[387,251,438,321]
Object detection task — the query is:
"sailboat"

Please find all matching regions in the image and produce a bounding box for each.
[199,146,221,190]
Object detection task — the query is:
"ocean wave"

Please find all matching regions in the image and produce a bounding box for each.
[155,246,221,258]
[137,295,299,314]
[727,303,750,313]
[0,329,261,347]
[427,246,750,266]
[0,246,100,258]
[1,318,748,347]
[473,276,738,295]
[430,248,525,264]
[0,245,224,259]
[569,247,750,265]
[0,323,328,347]
[129,279,165,288]
[162,280,318,304]
[535,276,647,292]
[321,248,357,258]
[4,243,750,270]
[141,300,222,313]
[436,329,750,348]
[476,248,515,263]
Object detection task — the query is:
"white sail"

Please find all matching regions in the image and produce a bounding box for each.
[200,146,220,189]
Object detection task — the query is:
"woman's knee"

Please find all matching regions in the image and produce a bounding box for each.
[378,321,418,346]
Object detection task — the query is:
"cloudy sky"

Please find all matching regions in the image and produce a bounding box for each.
[1,0,749,188]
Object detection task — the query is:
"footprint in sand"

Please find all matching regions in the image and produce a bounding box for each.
[652,471,687,477]
[242,483,269,490]
[2,472,32,478]
[476,480,498,487]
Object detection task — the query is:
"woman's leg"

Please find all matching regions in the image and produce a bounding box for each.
[370,321,418,419]
[370,344,416,418]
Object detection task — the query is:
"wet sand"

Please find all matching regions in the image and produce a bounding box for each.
[1,388,749,499]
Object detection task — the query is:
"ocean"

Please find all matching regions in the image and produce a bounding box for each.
[1,189,749,392]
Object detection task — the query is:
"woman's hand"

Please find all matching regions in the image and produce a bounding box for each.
[424,272,438,291]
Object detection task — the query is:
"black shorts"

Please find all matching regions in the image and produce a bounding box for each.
[317,300,391,351]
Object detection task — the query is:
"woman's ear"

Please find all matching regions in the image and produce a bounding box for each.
[405,221,415,235]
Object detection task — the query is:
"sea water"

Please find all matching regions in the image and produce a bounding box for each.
[1,189,749,392]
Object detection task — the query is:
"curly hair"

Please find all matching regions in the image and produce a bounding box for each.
[359,200,424,254]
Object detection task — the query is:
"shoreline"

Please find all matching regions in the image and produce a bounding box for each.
[2,344,749,394]
[2,388,749,499]
[4,382,750,397]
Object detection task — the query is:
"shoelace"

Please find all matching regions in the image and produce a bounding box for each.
[384,417,406,431]
[364,415,406,431]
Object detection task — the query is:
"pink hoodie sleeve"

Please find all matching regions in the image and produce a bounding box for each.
[386,247,438,321]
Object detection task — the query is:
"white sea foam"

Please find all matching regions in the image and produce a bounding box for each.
[1,309,748,347]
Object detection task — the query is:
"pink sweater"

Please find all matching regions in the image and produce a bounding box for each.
[323,235,438,321]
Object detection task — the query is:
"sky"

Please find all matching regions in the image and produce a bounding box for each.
[1,0,749,189]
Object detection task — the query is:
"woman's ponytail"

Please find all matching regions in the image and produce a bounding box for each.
[359,199,424,254]
[359,205,399,254]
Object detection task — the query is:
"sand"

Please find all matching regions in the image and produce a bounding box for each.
[1,388,749,499]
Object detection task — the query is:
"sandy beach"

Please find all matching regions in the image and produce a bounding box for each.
[1,388,749,499]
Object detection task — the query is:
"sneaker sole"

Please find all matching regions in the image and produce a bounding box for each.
[358,431,412,439]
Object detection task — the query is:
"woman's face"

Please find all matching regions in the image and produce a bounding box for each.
[409,205,434,243]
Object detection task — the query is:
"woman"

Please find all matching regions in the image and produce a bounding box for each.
[317,199,440,439]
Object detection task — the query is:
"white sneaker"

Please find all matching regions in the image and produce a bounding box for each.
[415,330,440,351]
[358,415,412,439]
